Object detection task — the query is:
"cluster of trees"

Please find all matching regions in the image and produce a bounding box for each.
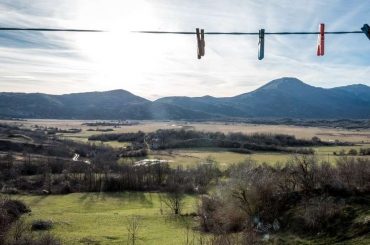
[88,129,340,153]
[88,131,145,143]
[146,130,333,148]
[0,150,221,195]
[198,156,370,239]
[0,123,150,161]
[45,127,81,135]
[0,137,119,160]
[86,128,114,132]
[334,148,370,156]
[88,131,148,157]
[82,121,138,127]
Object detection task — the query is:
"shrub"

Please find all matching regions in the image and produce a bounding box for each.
[2,199,30,219]
[8,233,62,245]
[0,198,30,244]
[31,220,53,231]
[300,197,345,232]
[347,149,358,156]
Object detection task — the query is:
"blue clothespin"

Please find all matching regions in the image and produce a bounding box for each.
[258,29,265,60]
[361,24,370,40]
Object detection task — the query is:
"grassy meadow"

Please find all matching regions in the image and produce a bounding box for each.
[118,143,370,168]
[15,193,197,245]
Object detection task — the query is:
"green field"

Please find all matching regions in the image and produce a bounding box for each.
[7,119,370,143]
[12,192,370,245]
[117,144,370,168]
[146,148,290,167]
[8,119,368,167]
[51,120,370,167]
[16,193,197,245]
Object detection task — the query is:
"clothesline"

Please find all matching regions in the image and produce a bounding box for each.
[132,31,363,35]
[0,27,103,32]
[0,24,369,60]
[0,27,364,35]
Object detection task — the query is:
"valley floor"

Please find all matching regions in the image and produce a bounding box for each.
[2,120,370,244]
[11,192,370,245]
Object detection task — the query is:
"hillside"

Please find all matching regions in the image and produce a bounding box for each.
[0,90,212,120]
[1,78,370,119]
[157,77,370,119]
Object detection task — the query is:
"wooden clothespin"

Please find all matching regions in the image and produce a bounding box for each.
[196,28,205,59]
[258,29,265,60]
[317,23,325,56]
[361,24,370,40]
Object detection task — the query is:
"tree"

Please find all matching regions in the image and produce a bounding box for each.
[126,215,142,245]
[348,149,358,156]
[160,187,185,215]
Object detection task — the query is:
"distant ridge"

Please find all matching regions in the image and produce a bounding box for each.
[1,77,370,119]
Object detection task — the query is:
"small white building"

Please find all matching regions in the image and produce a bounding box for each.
[134,159,171,167]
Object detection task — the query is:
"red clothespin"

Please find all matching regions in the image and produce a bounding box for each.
[196,28,205,59]
[316,23,325,56]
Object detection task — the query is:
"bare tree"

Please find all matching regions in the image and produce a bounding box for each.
[160,190,185,215]
[126,215,142,245]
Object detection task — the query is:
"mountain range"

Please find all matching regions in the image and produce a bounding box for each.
[1,77,369,120]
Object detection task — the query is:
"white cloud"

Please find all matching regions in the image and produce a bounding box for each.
[0,0,369,100]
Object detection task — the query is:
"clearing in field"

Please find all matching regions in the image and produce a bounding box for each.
[16,193,197,245]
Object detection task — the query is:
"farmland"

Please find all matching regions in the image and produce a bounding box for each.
[3,119,370,167]
[3,119,370,143]
[1,119,370,244]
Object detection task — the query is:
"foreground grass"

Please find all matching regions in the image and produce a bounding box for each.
[16,193,197,245]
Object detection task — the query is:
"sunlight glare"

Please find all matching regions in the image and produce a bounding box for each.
[71,0,164,91]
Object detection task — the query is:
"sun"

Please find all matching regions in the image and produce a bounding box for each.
[69,0,163,91]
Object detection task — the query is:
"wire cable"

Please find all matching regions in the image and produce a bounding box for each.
[132,31,363,35]
[0,27,104,32]
[0,27,363,35]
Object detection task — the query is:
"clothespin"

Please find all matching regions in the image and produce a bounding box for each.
[258,29,265,60]
[361,24,370,40]
[317,23,325,56]
[196,28,205,59]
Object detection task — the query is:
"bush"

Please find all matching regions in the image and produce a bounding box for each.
[1,199,30,219]
[299,197,345,232]
[7,233,62,245]
[348,149,358,156]
[31,220,53,231]
[59,182,72,194]
[0,198,30,244]
[198,156,370,238]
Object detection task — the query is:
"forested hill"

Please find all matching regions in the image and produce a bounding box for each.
[1,77,370,119]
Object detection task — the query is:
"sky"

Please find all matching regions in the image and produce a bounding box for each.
[0,0,369,100]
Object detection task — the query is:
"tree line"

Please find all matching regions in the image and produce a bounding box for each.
[88,129,345,153]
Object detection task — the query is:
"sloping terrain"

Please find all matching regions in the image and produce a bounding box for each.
[1,77,370,119]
